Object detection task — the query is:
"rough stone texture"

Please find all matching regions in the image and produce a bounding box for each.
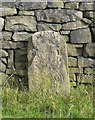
[70,28,91,43]
[37,23,61,31]
[68,57,77,67]
[79,2,95,11]
[13,32,32,41]
[19,11,34,16]
[83,43,95,57]
[79,74,93,84]
[84,11,95,19]
[1,41,27,49]
[47,1,64,8]
[84,67,95,75]
[0,50,8,58]
[78,57,95,67]
[0,32,12,41]
[28,31,70,95]
[0,60,6,72]
[35,9,82,23]
[69,67,83,74]
[0,18,4,31]
[7,50,14,68]
[67,44,83,56]
[5,16,37,32]
[62,21,88,30]
[0,8,17,16]
[0,72,8,86]
[16,2,47,10]
[65,2,79,9]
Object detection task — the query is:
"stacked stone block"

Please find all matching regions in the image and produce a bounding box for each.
[0,0,95,87]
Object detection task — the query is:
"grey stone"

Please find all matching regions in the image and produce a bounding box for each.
[0,32,12,41]
[79,2,95,11]
[28,31,70,95]
[47,1,64,8]
[16,2,47,10]
[78,57,95,67]
[70,28,91,43]
[65,2,79,9]
[5,16,37,32]
[0,8,17,16]
[84,67,95,75]
[35,9,82,23]
[62,21,88,30]
[13,32,32,41]
[78,74,93,84]
[83,43,95,57]
[2,2,16,8]
[84,11,95,19]
[6,69,27,76]
[0,41,27,49]
[69,67,83,74]
[68,57,77,67]
[19,11,34,16]
[0,18,4,31]
[37,23,61,31]
[67,43,83,56]
[0,60,6,72]
[0,50,8,58]
[8,50,14,68]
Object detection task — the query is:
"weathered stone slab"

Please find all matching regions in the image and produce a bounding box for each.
[13,32,32,41]
[7,50,14,68]
[78,57,95,67]
[16,2,47,10]
[62,21,88,30]
[83,43,95,57]
[84,67,95,75]
[0,8,17,16]
[70,28,91,43]
[47,1,64,8]
[28,31,70,95]
[0,32,12,41]
[5,16,37,32]
[65,2,79,9]
[35,9,82,23]
[68,57,77,67]
[0,60,6,72]
[37,23,61,31]
[67,43,83,56]
[79,2,95,11]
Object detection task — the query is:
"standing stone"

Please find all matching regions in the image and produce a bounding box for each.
[28,31,70,95]
[0,18,4,31]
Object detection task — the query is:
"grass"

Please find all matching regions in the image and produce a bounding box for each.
[2,83,94,118]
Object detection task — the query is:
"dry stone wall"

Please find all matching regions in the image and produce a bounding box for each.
[0,0,95,88]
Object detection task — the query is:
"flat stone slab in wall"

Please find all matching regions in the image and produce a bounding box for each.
[28,31,70,95]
